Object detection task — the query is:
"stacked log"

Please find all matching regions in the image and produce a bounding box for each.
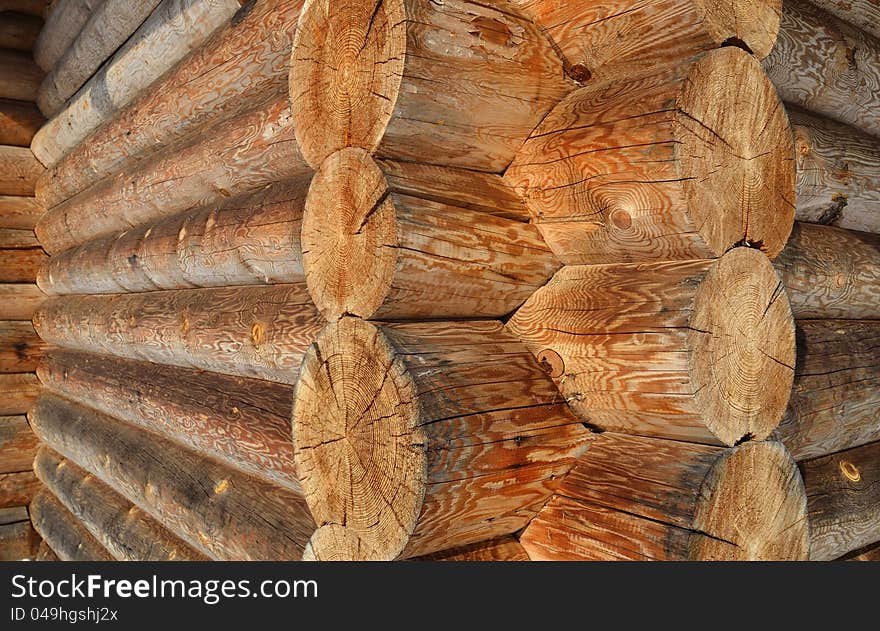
[0,506,39,560]
[33,0,102,72]
[0,12,41,52]
[808,0,880,40]
[30,489,113,561]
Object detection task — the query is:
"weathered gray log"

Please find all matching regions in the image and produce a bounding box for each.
[34,0,104,72]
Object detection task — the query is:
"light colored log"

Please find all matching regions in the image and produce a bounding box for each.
[30,393,316,560]
[0,11,42,51]
[294,318,590,560]
[0,470,39,507]
[30,489,114,561]
[0,196,40,228]
[0,228,37,248]
[34,0,107,72]
[0,373,39,415]
[0,249,46,282]
[32,0,243,166]
[415,537,530,562]
[0,145,43,196]
[807,0,880,41]
[763,0,880,138]
[289,0,572,171]
[0,98,43,146]
[0,49,42,101]
[0,514,39,560]
[0,415,38,473]
[521,434,809,561]
[0,321,44,372]
[508,248,796,446]
[0,284,44,320]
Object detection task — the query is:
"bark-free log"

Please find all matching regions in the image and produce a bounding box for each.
[763,0,880,138]
[290,0,571,171]
[0,284,44,320]
[34,448,208,561]
[0,145,42,196]
[0,373,39,415]
[34,0,102,71]
[303,148,560,320]
[507,47,795,264]
[0,415,37,473]
[36,96,309,254]
[416,537,530,562]
[802,441,880,561]
[509,248,796,446]
[34,284,323,383]
[808,0,880,40]
[39,177,309,296]
[789,108,880,233]
[0,470,38,507]
[0,228,37,248]
[0,49,42,101]
[30,490,113,561]
[0,518,38,560]
[39,350,300,492]
[521,434,809,561]
[31,394,315,560]
[0,249,46,282]
[34,540,57,561]
[0,99,43,146]
[773,320,880,461]
[33,0,242,166]
[0,1,49,17]
[844,542,880,561]
[511,0,781,84]
[0,11,41,50]
[774,223,879,319]
[294,318,590,560]
[38,0,306,204]
[0,196,40,228]
[0,322,44,372]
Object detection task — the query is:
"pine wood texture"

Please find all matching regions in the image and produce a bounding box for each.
[773,320,880,461]
[0,373,39,415]
[0,415,37,473]
[34,447,208,561]
[0,510,39,560]
[0,248,46,282]
[30,489,114,561]
[0,11,41,50]
[416,537,530,562]
[0,195,40,228]
[0,145,43,196]
[0,284,44,320]
[0,228,36,248]
[0,98,43,147]
[763,0,880,138]
[39,177,309,295]
[33,0,242,167]
[521,434,809,561]
[0,321,44,372]
[302,148,560,321]
[507,47,795,264]
[790,108,880,233]
[39,350,301,492]
[802,441,880,561]
[289,0,572,172]
[294,317,591,560]
[34,0,102,71]
[37,0,306,203]
[30,394,316,560]
[0,470,38,507]
[0,49,42,101]
[774,223,879,319]
[808,0,880,40]
[508,248,796,446]
[34,284,323,384]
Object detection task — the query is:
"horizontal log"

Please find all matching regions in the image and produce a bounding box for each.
[774,223,879,319]
[34,447,208,561]
[0,373,39,415]
[34,540,57,561]
[773,320,880,460]
[763,0,880,138]
[38,0,306,204]
[30,489,114,560]
[0,1,49,16]
[0,517,39,560]
[0,145,43,196]
[0,249,46,282]
[34,0,102,71]
[0,321,44,372]
[0,49,42,101]
[0,470,39,507]
[508,248,796,446]
[521,434,809,561]
[0,284,44,320]
[31,394,315,560]
[790,108,880,233]
[842,542,880,561]
[507,47,795,264]
[36,96,309,254]
[295,318,590,560]
[806,0,880,47]
[0,11,42,50]
[0,415,37,473]
[802,441,880,561]
[39,350,301,492]
[33,0,242,165]
[303,148,560,320]
[35,284,323,383]
[40,177,309,295]
[0,228,37,248]
[415,537,530,562]
[0,195,40,228]
[0,98,43,146]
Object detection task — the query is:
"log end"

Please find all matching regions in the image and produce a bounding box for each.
[302,525,384,561]
[698,0,782,59]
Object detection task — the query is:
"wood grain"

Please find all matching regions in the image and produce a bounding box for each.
[34,539,57,561]
[0,249,46,282]
[0,373,39,415]
[415,537,530,561]
[0,49,42,101]
[0,321,44,373]
[30,489,114,561]
[0,195,41,228]
[0,284,44,320]
[806,0,880,44]
[0,470,39,507]
[0,145,43,196]
[0,98,43,147]
[0,415,37,474]
[34,0,102,71]
[0,11,41,50]
[0,1,48,16]
[0,509,39,560]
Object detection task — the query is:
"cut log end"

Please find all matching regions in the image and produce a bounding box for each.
[698,0,782,59]
[291,0,406,168]
[302,525,384,561]
[692,441,808,560]
[293,317,425,561]
[689,247,795,445]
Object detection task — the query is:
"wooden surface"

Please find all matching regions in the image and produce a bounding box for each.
[0,228,37,248]
[0,1,49,17]
[0,248,46,282]
[0,284,44,320]
[0,49,42,101]
[0,508,38,560]
[0,11,42,51]
[416,537,530,562]
[0,415,37,473]
[0,145,43,195]
[0,195,40,228]
[0,321,44,372]
[33,540,57,561]
[807,0,880,43]
[0,98,43,146]
[0,373,39,415]
[842,542,880,561]
[30,489,114,560]
[0,470,38,507]
[34,0,102,71]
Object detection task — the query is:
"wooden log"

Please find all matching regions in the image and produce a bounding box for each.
[39,350,301,492]
[0,415,38,473]
[0,49,42,101]
[0,470,39,507]
[508,248,796,446]
[34,448,208,561]
[294,317,591,560]
[0,228,37,248]
[763,0,880,139]
[0,284,44,320]
[0,11,42,50]
[510,0,781,85]
[0,509,39,560]
[36,0,163,116]
[302,148,560,320]
[415,537,530,562]
[789,108,880,233]
[0,195,41,228]
[36,96,310,255]
[0,504,26,524]
[774,223,879,319]
[520,434,809,561]
[34,540,58,561]
[0,249,46,282]
[803,0,880,45]
[0,321,44,372]
[34,0,108,72]
[39,177,309,295]
[0,145,43,196]
[773,320,880,461]
[30,393,315,560]
[37,0,306,205]
[507,47,795,264]
[0,1,48,16]
[0,373,40,415]
[30,489,113,561]
[289,0,572,172]
[802,441,880,561]
[0,98,43,146]
[34,284,323,384]
[33,0,243,166]
[842,542,880,561]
